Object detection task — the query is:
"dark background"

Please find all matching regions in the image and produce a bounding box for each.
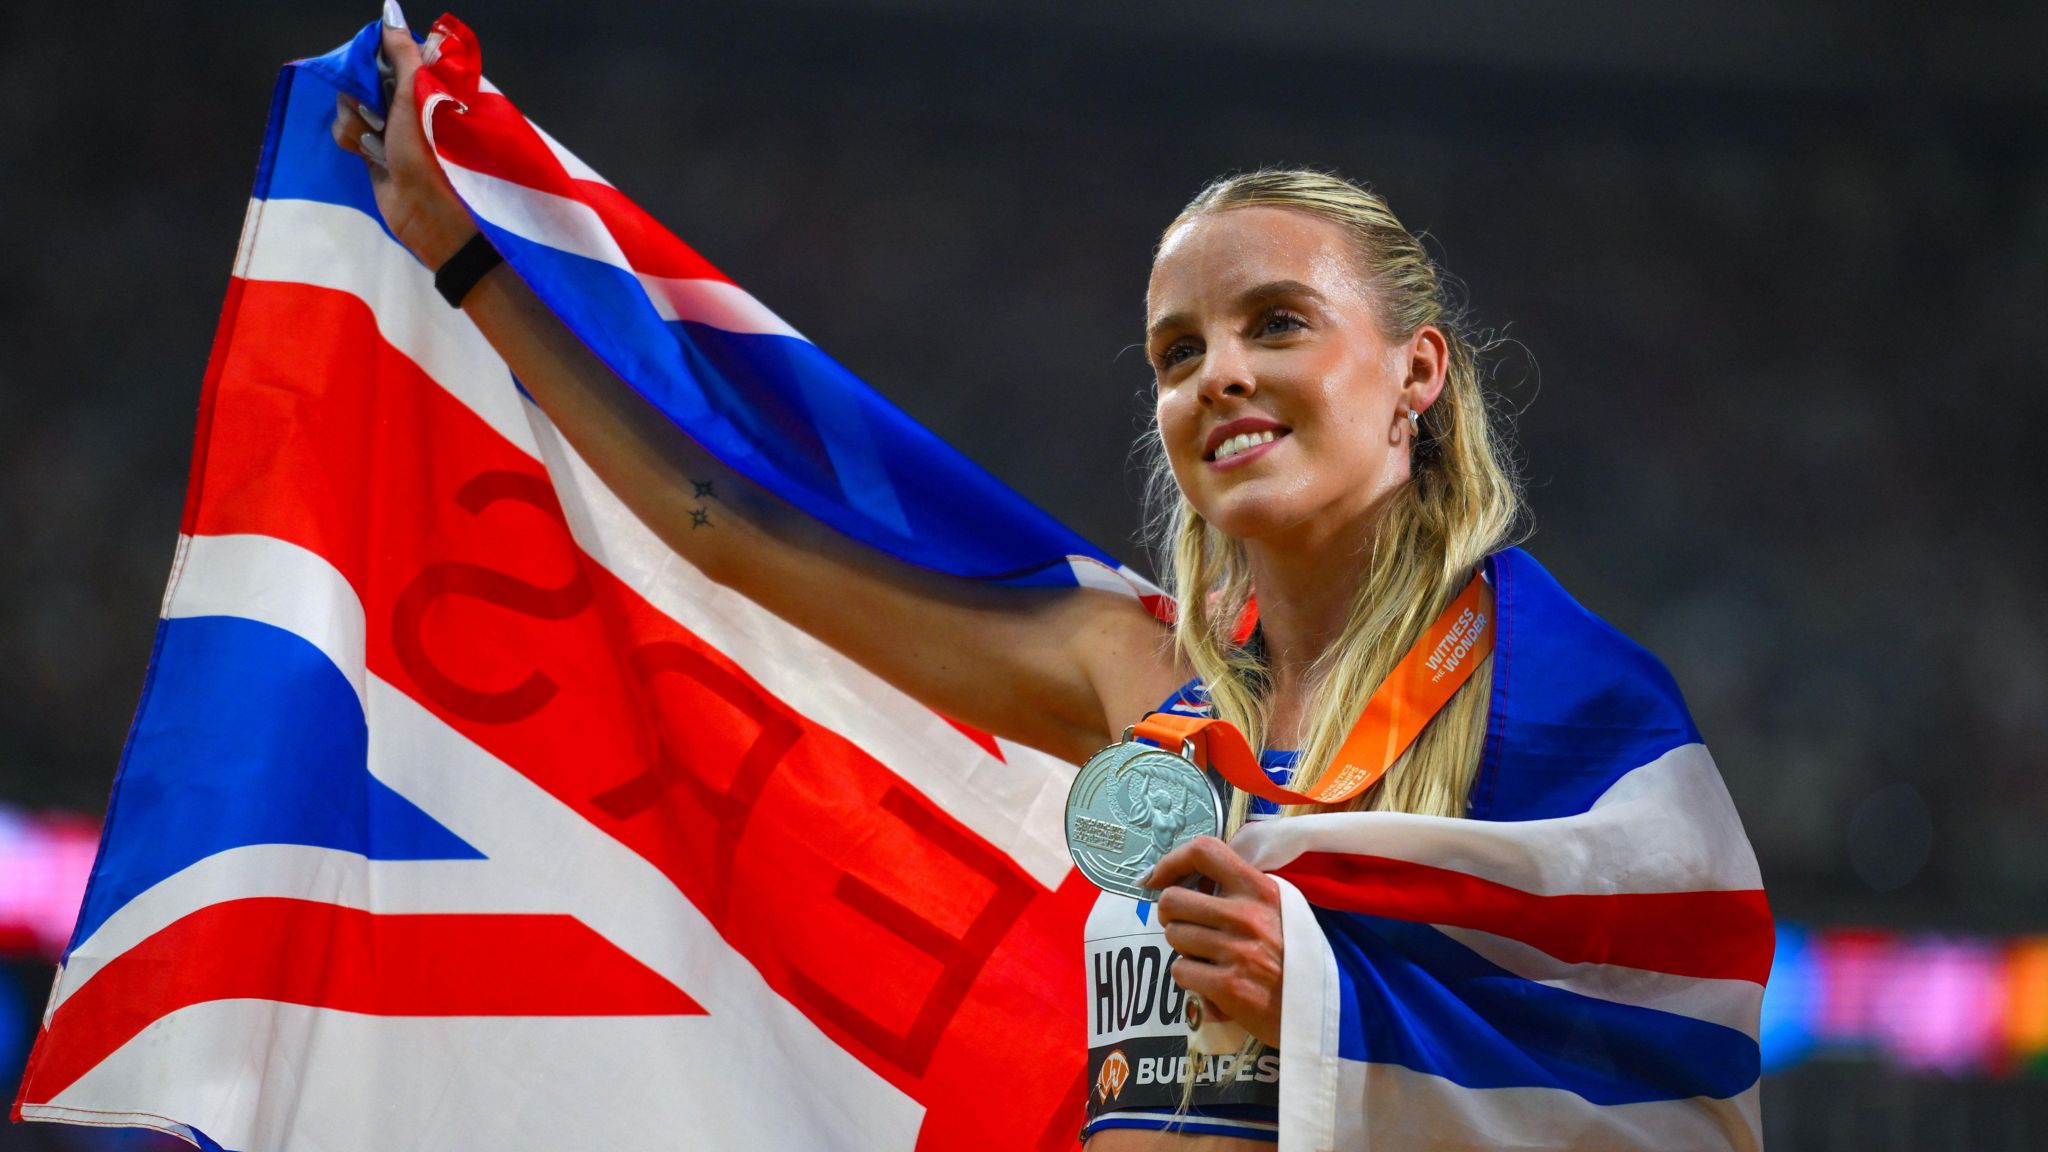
[3,1,2045,1147]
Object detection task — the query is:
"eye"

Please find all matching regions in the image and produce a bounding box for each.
[1152,338,1199,371]
[1259,309,1307,337]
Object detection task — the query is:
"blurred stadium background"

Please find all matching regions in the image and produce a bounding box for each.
[3,1,2044,1147]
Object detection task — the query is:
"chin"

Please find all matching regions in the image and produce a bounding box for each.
[1189,492,1305,544]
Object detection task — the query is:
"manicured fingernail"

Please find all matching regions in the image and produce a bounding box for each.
[421,31,444,67]
[356,102,386,132]
[382,0,407,29]
[360,132,387,166]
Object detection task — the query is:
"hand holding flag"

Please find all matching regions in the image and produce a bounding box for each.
[333,3,473,269]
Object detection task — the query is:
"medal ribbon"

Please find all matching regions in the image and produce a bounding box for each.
[1134,571,1494,807]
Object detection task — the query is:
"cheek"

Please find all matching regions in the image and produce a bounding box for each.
[1155,392,1198,465]
[1305,364,1391,444]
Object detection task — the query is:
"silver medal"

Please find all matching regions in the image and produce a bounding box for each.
[1065,729,1225,900]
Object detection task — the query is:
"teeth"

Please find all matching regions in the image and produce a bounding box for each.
[1213,429,1279,461]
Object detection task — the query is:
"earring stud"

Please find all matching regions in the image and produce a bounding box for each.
[1405,408,1421,435]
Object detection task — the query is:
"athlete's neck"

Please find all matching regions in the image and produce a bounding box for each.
[1241,497,1390,738]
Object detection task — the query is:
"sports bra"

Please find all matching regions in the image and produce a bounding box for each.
[1080,681,1289,1144]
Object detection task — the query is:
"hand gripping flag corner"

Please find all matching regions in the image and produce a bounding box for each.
[13,17,1769,1152]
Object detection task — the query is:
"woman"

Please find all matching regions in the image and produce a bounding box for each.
[331,9,1759,1150]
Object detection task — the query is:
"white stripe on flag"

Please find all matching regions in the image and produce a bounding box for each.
[637,271,806,339]
[1234,742,1762,895]
[47,1007,920,1152]
[1432,924,1763,1036]
[1337,1062,1761,1152]
[435,154,631,269]
[1274,875,1343,1152]
[55,844,492,1010]
[432,154,808,338]
[162,533,367,711]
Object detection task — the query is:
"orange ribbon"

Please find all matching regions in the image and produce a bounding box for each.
[1134,571,1494,808]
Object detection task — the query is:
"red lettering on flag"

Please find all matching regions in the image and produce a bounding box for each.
[187,278,1091,1144]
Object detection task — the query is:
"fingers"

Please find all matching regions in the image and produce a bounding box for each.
[1166,921,1285,1050]
[1168,953,1279,1030]
[380,20,422,105]
[330,92,376,160]
[1170,949,1275,1000]
[1165,917,1281,991]
[1143,836,1276,901]
[1161,918,1240,963]
[1156,882,1278,941]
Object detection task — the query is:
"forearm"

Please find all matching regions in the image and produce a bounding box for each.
[456,258,1139,759]
[460,258,793,582]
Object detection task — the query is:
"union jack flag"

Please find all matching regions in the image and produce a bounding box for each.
[12,17,1769,1151]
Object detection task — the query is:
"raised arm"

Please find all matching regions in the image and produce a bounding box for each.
[330,14,1180,763]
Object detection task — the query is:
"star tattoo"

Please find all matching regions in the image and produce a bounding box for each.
[691,479,717,500]
[689,506,712,529]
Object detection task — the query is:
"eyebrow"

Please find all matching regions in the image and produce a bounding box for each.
[1147,279,1328,342]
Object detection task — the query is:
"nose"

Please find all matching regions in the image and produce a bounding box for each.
[1193,339,1255,407]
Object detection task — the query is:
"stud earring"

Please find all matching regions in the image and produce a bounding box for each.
[1406,408,1421,436]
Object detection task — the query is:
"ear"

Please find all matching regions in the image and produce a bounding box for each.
[1402,325,1450,414]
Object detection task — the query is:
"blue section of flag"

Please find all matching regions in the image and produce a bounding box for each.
[67,616,482,954]
[1323,912,1760,1104]
[264,67,385,225]
[1471,550,1701,822]
[475,223,1111,581]
[293,18,413,129]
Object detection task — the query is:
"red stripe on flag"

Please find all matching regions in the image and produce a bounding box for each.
[1278,852,1775,984]
[939,714,1006,762]
[178,275,246,537]
[19,898,700,1104]
[182,277,1090,1146]
[431,91,733,284]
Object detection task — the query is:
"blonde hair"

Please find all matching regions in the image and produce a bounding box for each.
[1147,168,1526,824]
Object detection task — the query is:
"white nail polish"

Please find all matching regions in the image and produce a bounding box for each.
[360,132,387,166]
[382,0,407,30]
[356,102,386,132]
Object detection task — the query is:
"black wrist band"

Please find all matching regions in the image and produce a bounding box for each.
[434,232,503,308]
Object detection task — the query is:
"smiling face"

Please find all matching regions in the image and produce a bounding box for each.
[1146,206,1445,551]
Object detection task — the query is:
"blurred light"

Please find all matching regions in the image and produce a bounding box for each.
[1815,928,1897,1049]
[1879,937,2002,1075]
[2005,937,2048,1076]
[1759,925,1819,1072]
[0,804,100,957]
